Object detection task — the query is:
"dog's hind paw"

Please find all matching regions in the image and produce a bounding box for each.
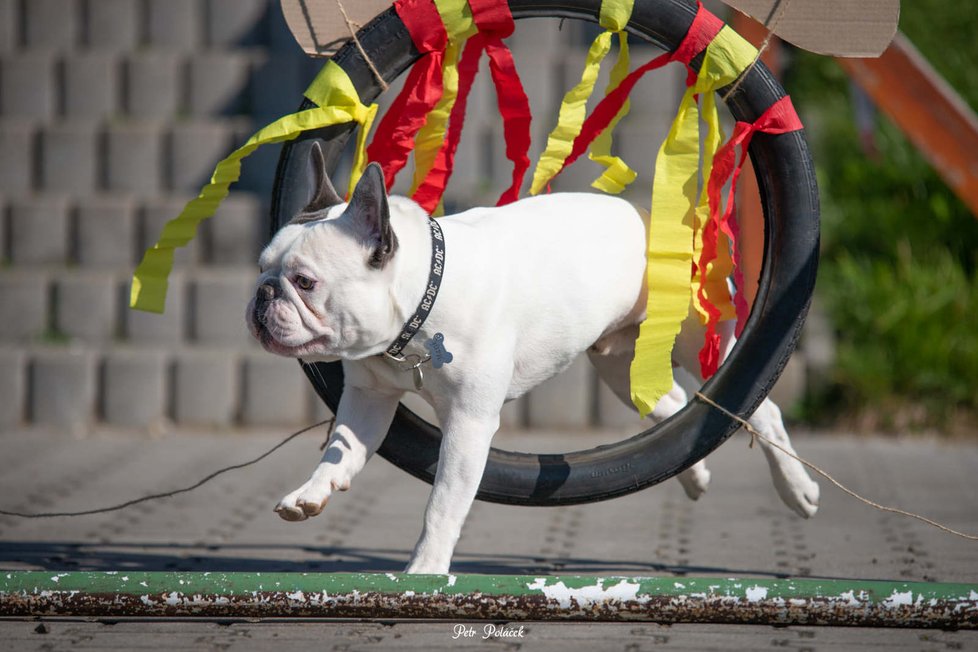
[776,475,820,519]
[677,462,711,501]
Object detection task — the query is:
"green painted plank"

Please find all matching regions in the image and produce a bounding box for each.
[1,571,976,601]
[1,572,976,627]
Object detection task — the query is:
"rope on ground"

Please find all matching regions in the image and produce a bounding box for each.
[0,417,335,519]
[694,391,978,541]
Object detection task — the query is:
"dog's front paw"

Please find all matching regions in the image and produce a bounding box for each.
[274,489,320,522]
[274,472,354,522]
[274,500,309,522]
[774,473,820,519]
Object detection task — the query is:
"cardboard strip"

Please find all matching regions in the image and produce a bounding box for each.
[724,0,899,57]
[280,0,899,59]
[280,0,391,57]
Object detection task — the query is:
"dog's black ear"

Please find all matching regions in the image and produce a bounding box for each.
[292,141,343,223]
[348,162,397,269]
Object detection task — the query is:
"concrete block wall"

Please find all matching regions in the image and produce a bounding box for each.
[0,0,323,432]
[0,3,814,434]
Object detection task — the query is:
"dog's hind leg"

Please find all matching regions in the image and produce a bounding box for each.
[746,398,820,518]
[655,373,712,500]
[673,318,820,518]
[587,336,712,501]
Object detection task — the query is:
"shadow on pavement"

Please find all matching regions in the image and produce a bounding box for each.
[0,540,873,580]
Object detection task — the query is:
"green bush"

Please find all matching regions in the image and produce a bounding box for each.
[785,2,978,432]
[825,246,978,422]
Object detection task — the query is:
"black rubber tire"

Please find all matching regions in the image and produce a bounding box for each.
[269,0,820,506]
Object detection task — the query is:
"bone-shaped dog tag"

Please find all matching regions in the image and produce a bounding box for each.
[424,333,453,369]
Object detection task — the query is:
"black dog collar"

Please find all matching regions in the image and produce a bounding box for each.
[384,217,445,361]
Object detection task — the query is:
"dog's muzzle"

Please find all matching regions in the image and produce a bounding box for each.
[253,278,282,328]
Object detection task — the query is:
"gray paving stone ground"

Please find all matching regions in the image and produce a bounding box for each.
[0,427,976,649]
[0,620,974,652]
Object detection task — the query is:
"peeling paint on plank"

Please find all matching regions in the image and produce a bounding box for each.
[0,572,975,628]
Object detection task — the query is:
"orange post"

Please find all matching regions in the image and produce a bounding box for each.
[838,34,978,219]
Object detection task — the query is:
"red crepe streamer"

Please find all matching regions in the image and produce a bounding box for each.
[364,0,448,190]
[412,0,532,211]
[412,35,486,212]
[470,0,532,206]
[483,36,532,205]
[696,95,803,378]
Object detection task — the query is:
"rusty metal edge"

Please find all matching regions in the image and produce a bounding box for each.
[1,572,976,628]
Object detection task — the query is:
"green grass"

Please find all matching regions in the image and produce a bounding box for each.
[822,245,978,427]
[784,3,978,433]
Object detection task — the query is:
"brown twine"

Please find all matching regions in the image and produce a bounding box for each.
[335,0,389,92]
[0,417,336,519]
[694,391,978,542]
[720,0,792,102]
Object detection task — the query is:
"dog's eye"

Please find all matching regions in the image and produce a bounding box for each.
[294,275,315,291]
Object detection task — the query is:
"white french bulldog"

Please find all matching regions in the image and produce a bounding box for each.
[247,142,819,574]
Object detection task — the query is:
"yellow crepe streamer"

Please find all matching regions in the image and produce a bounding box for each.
[690,88,736,324]
[410,41,462,196]
[529,0,634,195]
[629,26,757,417]
[130,61,377,313]
[588,30,637,194]
[407,0,475,207]
[434,0,477,41]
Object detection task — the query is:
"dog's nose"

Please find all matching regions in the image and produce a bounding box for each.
[256,280,279,303]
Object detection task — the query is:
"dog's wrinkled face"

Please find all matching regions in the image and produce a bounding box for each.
[247,143,399,361]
